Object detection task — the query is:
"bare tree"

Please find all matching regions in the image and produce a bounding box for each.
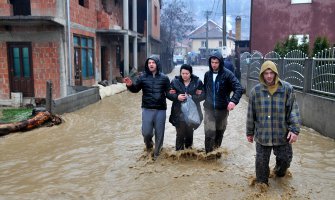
[160,0,195,73]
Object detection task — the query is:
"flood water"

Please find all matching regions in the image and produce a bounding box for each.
[0,66,334,199]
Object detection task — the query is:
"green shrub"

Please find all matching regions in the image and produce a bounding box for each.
[0,108,32,123]
[274,35,309,57]
[312,36,330,56]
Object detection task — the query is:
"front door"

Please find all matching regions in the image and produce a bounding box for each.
[101,46,107,81]
[7,42,34,97]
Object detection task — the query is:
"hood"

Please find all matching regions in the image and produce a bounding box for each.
[208,51,224,72]
[145,55,161,74]
[259,60,279,85]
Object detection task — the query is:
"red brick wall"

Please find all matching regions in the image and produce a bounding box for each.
[30,0,56,16]
[71,0,97,29]
[0,0,56,16]
[0,42,10,99]
[151,0,160,41]
[32,42,60,99]
[0,1,12,16]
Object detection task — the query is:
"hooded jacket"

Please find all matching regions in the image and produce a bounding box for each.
[168,74,204,129]
[203,51,243,110]
[127,55,171,110]
[246,60,301,146]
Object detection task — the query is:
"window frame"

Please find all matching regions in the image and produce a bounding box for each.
[291,0,312,4]
[73,35,95,80]
[79,0,89,8]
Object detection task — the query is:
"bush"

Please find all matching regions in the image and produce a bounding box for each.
[0,108,33,123]
[312,36,330,56]
[274,35,309,57]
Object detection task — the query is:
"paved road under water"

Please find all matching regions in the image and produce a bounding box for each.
[0,66,334,199]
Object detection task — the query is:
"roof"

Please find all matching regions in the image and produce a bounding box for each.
[188,19,222,36]
[189,27,236,40]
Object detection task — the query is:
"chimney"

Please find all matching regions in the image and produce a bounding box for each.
[235,16,241,40]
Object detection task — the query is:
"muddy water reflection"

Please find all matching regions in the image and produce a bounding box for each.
[0,66,334,199]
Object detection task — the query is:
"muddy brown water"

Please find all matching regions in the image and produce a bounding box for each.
[0,66,334,199]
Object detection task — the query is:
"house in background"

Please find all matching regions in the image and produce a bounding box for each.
[0,0,161,105]
[174,41,190,57]
[250,0,335,54]
[188,20,235,62]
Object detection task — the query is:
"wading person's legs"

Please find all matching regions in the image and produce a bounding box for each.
[273,143,293,177]
[255,143,272,185]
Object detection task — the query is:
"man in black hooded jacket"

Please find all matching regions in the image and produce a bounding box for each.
[203,52,243,153]
[124,55,171,160]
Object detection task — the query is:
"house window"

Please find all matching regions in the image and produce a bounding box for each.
[154,6,158,26]
[291,0,312,4]
[9,0,31,16]
[201,41,207,47]
[79,0,89,8]
[74,36,95,79]
[289,34,309,45]
[219,41,223,47]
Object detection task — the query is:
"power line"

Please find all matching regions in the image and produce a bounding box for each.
[210,0,216,16]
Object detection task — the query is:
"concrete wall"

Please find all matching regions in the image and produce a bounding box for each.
[296,92,335,138]
[52,87,99,115]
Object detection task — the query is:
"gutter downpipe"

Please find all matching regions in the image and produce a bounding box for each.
[66,0,72,89]
[146,0,151,58]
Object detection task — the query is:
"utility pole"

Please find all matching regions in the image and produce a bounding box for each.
[222,0,226,47]
[205,11,212,58]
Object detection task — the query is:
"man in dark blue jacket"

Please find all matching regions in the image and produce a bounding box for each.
[203,52,243,153]
[124,55,171,160]
[224,56,235,74]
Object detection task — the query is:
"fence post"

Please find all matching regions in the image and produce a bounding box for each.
[277,58,284,78]
[303,58,313,93]
[246,57,251,95]
[46,80,53,114]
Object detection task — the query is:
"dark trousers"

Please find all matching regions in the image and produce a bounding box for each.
[175,121,194,151]
[204,108,229,153]
[255,142,293,184]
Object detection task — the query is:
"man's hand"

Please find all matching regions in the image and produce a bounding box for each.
[178,93,187,102]
[227,102,236,111]
[287,132,298,144]
[123,77,132,86]
[247,135,254,143]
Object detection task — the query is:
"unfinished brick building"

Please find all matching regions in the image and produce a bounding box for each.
[0,0,161,105]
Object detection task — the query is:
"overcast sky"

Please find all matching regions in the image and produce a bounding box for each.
[163,0,251,39]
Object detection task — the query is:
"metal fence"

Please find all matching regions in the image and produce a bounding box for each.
[240,47,335,98]
[312,48,335,96]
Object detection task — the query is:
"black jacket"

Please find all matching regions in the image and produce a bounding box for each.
[203,52,243,110]
[127,56,171,110]
[168,74,204,129]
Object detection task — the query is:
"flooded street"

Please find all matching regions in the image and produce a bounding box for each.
[1,66,334,199]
